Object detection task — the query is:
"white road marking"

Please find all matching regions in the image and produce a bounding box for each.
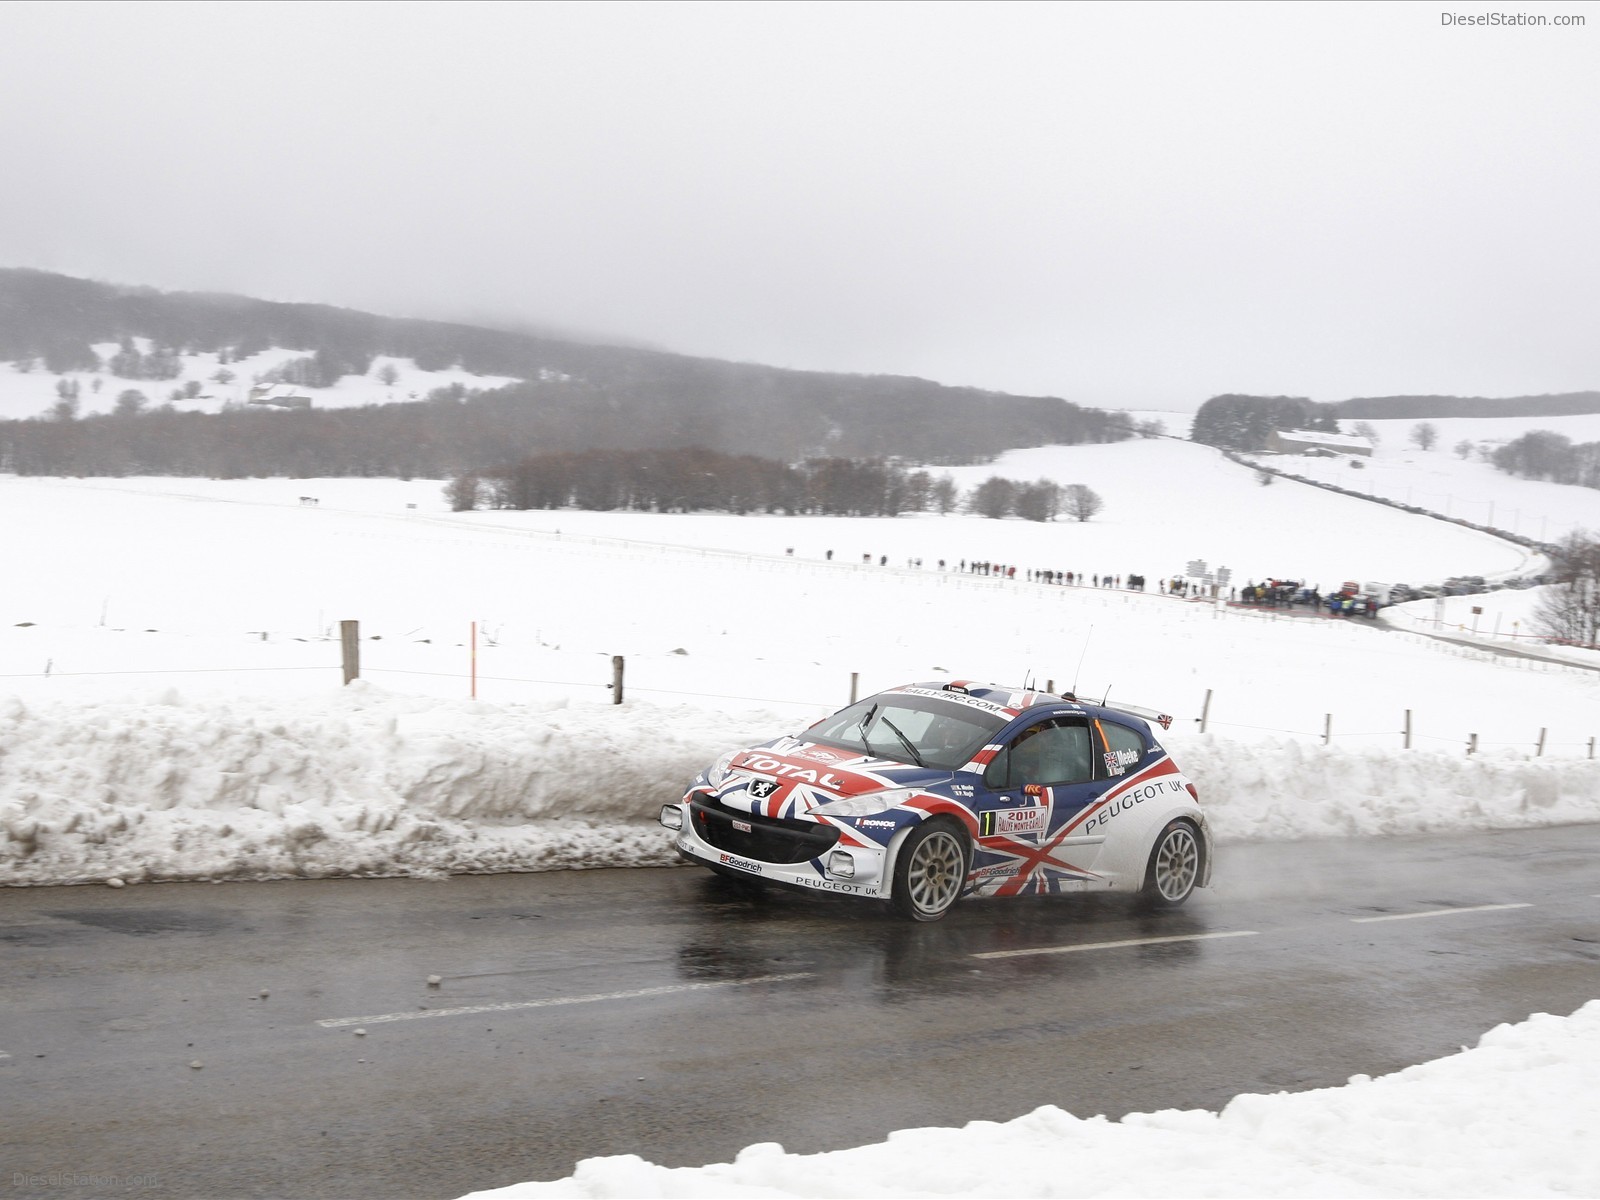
[316,971,814,1028]
[971,930,1259,960]
[1351,903,1534,924]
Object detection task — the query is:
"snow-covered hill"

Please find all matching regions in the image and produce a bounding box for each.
[0,341,519,420]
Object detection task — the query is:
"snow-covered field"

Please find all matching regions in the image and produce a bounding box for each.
[1256,413,1600,548]
[5,437,1600,888]
[5,408,1600,1199]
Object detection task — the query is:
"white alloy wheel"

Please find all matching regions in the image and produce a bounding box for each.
[1143,820,1201,906]
[891,822,968,921]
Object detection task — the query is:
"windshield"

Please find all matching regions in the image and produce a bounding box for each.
[808,692,1007,770]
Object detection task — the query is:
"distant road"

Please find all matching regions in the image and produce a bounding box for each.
[3,827,1597,1199]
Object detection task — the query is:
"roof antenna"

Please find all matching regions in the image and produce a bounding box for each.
[1101,683,1112,706]
[1070,625,1093,698]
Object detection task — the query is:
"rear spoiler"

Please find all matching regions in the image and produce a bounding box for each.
[1102,701,1174,731]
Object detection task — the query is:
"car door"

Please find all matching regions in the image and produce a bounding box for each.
[964,715,1114,895]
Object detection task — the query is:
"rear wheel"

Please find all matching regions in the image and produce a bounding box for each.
[890,821,969,921]
[1141,819,1201,907]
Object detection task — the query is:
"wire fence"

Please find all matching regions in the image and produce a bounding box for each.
[6,639,1598,761]
[1193,713,1596,758]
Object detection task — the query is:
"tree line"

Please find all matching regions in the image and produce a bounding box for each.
[1489,430,1600,488]
[0,386,1127,482]
[1189,394,1342,451]
[0,268,1135,466]
[1331,392,1600,420]
[449,448,1103,522]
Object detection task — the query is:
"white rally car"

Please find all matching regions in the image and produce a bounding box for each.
[661,680,1211,921]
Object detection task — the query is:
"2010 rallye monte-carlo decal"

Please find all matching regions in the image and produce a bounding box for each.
[660,680,1211,921]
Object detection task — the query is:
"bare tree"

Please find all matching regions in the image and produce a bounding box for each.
[967,477,1016,519]
[1352,421,1380,445]
[1535,532,1600,647]
[1410,421,1439,451]
[1062,483,1104,522]
[444,473,483,512]
[1012,479,1061,522]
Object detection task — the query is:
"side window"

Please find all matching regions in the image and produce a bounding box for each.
[984,719,1094,788]
[1098,720,1147,776]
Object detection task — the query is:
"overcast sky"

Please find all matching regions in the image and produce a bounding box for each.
[0,0,1595,410]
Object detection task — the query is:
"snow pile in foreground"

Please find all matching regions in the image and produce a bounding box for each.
[3,686,1600,886]
[0,684,786,886]
[463,1001,1600,1199]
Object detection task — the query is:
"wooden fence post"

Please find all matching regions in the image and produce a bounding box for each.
[1323,714,1333,745]
[611,655,624,705]
[1467,733,1478,756]
[850,672,859,704]
[1403,709,1412,750]
[340,620,360,685]
[1199,689,1212,734]
[1536,728,1547,757]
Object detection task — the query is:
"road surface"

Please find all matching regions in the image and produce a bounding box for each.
[3,826,1597,1199]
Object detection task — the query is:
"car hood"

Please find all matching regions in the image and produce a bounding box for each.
[713,737,954,820]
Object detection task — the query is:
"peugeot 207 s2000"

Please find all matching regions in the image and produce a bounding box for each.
[660,681,1211,921]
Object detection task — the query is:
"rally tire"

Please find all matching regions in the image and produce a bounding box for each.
[890,820,969,922]
[1140,819,1202,907]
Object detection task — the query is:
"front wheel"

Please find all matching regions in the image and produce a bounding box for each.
[1140,820,1202,907]
[890,821,969,921]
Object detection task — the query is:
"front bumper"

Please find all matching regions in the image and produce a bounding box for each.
[661,797,890,900]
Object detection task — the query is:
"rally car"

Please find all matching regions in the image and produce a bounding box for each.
[660,681,1211,921]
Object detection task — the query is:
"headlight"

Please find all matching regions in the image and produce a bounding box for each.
[811,788,917,818]
[704,751,738,788]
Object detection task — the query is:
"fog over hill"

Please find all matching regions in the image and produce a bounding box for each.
[0,269,1131,474]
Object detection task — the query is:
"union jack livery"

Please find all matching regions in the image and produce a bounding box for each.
[660,681,1212,921]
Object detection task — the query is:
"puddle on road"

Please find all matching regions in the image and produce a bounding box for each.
[46,908,239,937]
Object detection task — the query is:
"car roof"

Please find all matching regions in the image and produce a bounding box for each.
[890,681,1173,730]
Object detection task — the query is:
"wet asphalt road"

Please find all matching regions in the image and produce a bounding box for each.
[3,826,1598,1200]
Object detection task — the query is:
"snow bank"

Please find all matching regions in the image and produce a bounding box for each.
[0,684,787,886]
[4,686,1600,887]
[462,1001,1600,1198]
[1176,734,1600,840]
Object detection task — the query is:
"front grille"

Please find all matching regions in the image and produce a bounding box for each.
[690,795,840,865]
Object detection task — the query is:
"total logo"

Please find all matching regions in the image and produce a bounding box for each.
[735,754,848,789]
